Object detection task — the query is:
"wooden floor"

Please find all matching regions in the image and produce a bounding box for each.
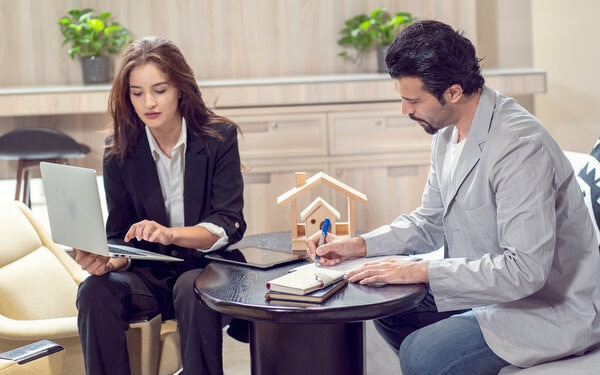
[222,330,250,375]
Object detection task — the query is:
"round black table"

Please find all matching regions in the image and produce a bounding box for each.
[194,232,427,375]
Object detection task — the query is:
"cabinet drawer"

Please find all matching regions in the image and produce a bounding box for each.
[243,167,330,235]
[236,113,327,159]
[328,110,431,155]
[329,155,431,230]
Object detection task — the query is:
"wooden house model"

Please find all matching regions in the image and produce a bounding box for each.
[276,171,368,250]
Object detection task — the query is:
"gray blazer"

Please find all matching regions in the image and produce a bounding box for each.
[362,85,600,367]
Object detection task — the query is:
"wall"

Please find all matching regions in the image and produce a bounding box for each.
[11,1,591,181]
[0,0,475,86]
[0,0,479,181]
[476,0,534,111]
[531,0,600,152]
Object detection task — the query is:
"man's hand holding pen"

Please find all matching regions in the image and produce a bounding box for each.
[306,227,429,285]
[306,229,367,267]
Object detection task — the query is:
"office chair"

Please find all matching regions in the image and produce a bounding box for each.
[0,128,90,206]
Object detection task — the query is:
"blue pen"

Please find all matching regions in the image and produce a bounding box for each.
[315,217,331,266]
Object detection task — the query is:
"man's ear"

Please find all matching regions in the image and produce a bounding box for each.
[446,84,463,103]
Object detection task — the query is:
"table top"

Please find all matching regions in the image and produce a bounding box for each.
[194,232,428,324]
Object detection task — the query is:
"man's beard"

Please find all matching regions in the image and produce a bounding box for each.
[410,114,438,135]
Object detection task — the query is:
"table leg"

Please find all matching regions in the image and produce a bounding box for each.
[249,320,365,375]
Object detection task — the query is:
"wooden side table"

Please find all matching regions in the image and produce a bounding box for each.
[194,232,427,375]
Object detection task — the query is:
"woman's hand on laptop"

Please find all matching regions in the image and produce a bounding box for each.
[124,220,174,246]
[124,219,220,249]
[73,249,129,275]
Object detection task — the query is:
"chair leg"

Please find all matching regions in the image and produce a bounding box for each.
[23,168,31,208]
[21,161,38,208]
[14,158,69,207]
[14,160,25,202]
[127,314,162,375]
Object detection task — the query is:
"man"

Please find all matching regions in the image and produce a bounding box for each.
[307,20,600,375]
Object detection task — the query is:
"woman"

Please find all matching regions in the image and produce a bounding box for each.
[74,36,246,375]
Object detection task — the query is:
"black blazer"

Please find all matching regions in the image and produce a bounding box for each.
[102,122,246,316]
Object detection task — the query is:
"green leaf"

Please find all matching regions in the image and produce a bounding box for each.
[336,7,415,62]
[57,17,71,26]
[58,7,129,59]
[87,18,105,32]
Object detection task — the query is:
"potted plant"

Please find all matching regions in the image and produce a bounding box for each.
[58,8,129,84]
[337,8,416,72]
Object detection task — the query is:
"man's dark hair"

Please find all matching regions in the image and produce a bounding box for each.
[385,20,484,101]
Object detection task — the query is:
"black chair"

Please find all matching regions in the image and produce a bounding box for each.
[0,128,91,206]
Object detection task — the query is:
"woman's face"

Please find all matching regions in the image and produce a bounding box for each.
[129,62,181,133]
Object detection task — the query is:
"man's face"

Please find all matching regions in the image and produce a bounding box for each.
[393,77,455,135]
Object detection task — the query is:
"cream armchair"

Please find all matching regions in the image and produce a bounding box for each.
[0,200,181,375]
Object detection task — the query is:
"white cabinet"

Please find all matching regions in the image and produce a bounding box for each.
[328,109,431,155]
[236,113,328,159]
[234,112,330,235]
[329,156,430,232]
[229,103,432,235]
[0,72,545,235]
[327,108,432,231]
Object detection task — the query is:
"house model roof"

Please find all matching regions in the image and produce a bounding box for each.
[277,171,368,206]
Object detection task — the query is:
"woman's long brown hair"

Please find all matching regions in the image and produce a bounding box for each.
[106,36,236,160]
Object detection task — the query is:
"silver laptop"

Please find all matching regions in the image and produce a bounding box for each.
[40,162,182,262]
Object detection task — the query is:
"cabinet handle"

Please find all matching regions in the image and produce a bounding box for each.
[375,118,384,127]
[335,168,343,177]
[387,165,418,177]
[270,122,279,130]
[241,122,269,133]
[244,173,271,184]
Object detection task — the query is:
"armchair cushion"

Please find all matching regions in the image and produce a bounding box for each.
[0,202,44,264]
[499,346,600,374]
[0,202,79,322]
[0,248,78,320]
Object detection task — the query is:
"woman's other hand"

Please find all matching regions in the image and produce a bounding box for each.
[73,249,128,275]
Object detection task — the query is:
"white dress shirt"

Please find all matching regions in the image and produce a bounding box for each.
[145,118,228,251]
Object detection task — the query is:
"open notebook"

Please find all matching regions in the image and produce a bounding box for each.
[266,265,346,295]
